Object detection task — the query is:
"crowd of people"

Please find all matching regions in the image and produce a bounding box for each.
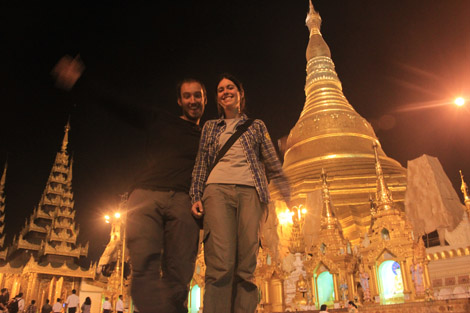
[0,287,125,313]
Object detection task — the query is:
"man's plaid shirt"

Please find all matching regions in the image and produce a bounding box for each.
[190,114,290,204]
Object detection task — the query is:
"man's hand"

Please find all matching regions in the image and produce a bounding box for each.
[51,54,85,90]
[191,201,204,218]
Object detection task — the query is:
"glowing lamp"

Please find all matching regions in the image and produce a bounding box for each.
[454,97,465,107]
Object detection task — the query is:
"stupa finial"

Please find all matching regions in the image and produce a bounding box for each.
[373,143,394,211]
[61,119,71,152]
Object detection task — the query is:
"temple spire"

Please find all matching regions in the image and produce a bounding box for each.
[460,170,470,212]
[373,143,395,213]
[62,119,71,152]
[320,168,337,229]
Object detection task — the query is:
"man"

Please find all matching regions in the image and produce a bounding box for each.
[0,288,9,313]
[52,298,62,313]
[16,293,24,313]
[125,79,206,313]
[115,295,124,313]
[65,290,79,313]
[41,299,53,313]
[52,56,207,313]
[319,304,328,312]
[102,297,111,313]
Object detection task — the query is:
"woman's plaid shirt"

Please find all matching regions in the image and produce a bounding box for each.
[190,114,290,204]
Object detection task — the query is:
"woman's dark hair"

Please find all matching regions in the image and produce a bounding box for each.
[84,297,91,305]
[215,73,246,117]
[348,300,357,308]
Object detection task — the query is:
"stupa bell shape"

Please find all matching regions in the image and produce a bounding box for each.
[282,2,407,243]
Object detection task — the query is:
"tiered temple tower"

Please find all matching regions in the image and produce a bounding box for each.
[276,1,408,244]
[304,169,356,307]
[0,163,8,260]
[0,121,93,308]
[8,121,88,263]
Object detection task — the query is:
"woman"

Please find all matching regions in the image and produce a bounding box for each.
[80,297,91,313]
[191,73,290,313]
[348,300,358,313]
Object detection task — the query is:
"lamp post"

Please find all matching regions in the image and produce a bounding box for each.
[103,193,128,296]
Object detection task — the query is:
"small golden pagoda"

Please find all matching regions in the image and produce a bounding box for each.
[304,169,356,308]
[277,1,408,245]
[0,121,94,308]
[358,144,431,304]
[0,162,8,260]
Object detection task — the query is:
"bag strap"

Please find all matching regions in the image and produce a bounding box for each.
[208,118,254,174]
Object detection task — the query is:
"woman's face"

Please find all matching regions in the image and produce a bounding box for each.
[217,78,242,114]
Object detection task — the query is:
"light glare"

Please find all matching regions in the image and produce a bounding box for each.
[454,97,465,107]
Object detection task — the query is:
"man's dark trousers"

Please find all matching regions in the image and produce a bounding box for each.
[127,189,200,313]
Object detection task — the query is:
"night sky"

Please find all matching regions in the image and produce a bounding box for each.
[1,1,469,263]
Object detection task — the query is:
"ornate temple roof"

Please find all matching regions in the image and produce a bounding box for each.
[2,121,89,273]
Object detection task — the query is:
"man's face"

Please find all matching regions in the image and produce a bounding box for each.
[178,82,206,124]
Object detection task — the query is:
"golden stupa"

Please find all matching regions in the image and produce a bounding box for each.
[280,1,407,245]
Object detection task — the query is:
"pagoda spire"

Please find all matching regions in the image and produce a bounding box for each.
[320,168,337,230]
[460,170,470,213]
[62,119,71,152]
[373,143,396,214]
[305,0,331,60]
[0,162,8,258]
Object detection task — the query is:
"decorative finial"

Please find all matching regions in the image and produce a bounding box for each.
[320,168,337,228]
[61,119,71,152]
[373,143,394,211]
[460,170,470,202]
[305,0,322,36]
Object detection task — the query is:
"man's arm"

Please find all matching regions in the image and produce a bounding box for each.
[51,55,161,130]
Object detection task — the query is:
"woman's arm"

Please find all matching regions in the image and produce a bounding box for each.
[257,120,291,203]
[190,121,213,206]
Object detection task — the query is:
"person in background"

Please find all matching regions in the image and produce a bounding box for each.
[80,297,91,313]
[25,300,37,313]
[102,297,111,313]
[40,299,52,313]
[65,290,79,313]
[319,304,328,312]
[115,295,124,313]
[348,300,359,313]
[52,299,62,313]
[190,73,290,313]
[16,293,25,313]
[0,288,9,313]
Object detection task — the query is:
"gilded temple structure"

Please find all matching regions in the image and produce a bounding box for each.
[0,121,94,308]
[260,1,470,312]
[0,163,8,260]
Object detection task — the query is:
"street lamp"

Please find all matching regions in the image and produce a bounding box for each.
[454,97,465,107]
[101,193,128,296]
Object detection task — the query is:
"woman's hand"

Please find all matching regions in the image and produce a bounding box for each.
[191,201,204,218]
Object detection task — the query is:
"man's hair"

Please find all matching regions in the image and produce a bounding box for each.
[320,304,327,310]
[57,298,61,302]
[72,289,76,294]
[31,300,36,305]
[18,293,23,297]
[1,288,5,293]
[46,299,50,304]
[176,78,207,101]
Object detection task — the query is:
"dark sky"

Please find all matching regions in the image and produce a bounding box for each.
[1,1,469,263]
